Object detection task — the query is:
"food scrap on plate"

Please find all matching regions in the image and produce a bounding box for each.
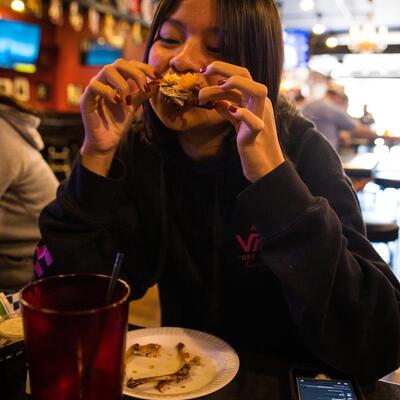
[126,342,201,393]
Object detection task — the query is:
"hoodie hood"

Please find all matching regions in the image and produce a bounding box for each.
[0,104,43,150]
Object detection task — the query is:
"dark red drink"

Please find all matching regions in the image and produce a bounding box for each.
[21,274,130,400]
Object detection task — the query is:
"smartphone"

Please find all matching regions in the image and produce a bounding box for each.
[290,367,365,400]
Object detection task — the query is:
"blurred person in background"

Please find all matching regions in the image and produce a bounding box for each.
[0,95,58,292]
[283,88,306,110]
[336,93,352,149]
[293,92,305,110]
[302,85,376,151]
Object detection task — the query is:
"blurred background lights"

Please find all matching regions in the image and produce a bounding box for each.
[300,0,314,11]
[10,0,25,12]
[326,36,339,48]
[312,23,326,35]
[11,0,25,12]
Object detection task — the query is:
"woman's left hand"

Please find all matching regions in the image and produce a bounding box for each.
[199,61,285,182]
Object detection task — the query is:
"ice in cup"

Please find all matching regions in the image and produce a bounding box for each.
[21,273,130,400]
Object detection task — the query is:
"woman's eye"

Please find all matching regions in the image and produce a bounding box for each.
[158,36,181,45]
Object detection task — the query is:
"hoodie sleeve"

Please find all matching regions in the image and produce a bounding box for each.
[237,128,400,384]
[38,155,126,273]
[38,134,155,299]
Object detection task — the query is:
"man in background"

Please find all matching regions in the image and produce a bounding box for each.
[0,95,58,292]
[302,85,376,151]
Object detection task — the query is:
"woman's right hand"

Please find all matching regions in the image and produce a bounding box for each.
[79,59,160,175]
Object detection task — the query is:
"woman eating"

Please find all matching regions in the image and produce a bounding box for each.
[37,0,400,384]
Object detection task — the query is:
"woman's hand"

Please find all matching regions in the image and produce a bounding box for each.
[198,61,285,182]
[79,59,160,175]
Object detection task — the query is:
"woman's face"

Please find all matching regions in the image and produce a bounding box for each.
[148,0,227,135]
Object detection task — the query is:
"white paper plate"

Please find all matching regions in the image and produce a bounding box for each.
[123,327,240,400]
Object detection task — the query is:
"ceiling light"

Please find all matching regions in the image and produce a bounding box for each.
[313,12,326,35]
[348,15,388,53]
[326,37,338,48]
[313,23,326,35]
[11,0,25,12]
[349,8,388,53]
[300,0,314,11]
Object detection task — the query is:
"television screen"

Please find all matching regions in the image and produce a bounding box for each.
[83,42,122,66]
[0,19,41,71]
[283,29,309,69]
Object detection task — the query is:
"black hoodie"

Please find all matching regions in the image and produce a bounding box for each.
[39,114,400,384]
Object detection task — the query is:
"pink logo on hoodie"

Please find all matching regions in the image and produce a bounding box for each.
[235,225,262,268]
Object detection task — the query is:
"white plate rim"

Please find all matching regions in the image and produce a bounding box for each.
[123,327,240,400]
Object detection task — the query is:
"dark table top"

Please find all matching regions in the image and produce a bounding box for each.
[124,325,400,399]
[2,325,398,400]
[374,171,400,189]
[121,349,400,400]
[14,354,400,400]
[342,153,381,179]
[342,153,400,188]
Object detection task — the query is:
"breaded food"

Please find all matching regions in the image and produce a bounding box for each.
[159,72,205,107]
[126,343,161,358]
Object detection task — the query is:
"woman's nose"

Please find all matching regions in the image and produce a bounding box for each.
[169,39,206,73]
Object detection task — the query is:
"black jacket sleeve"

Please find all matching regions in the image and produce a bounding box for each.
[237,128,400,384]
[38,150,154,299]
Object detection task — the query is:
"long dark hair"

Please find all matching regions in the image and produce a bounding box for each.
[141,0,295,148]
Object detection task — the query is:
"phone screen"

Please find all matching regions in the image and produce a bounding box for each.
[296,377,358,400]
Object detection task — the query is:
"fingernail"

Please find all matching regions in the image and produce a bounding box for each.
[218,79,227,86]
[125,95,132,105]
[200,67,207,74]
[229,105,238,113]
[154,71,162,79]
[114,93,122,103]
[144,84,150,93]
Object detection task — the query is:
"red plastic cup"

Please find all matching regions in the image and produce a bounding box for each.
[20,273,130,400]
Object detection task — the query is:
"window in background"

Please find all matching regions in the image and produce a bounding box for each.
[339,77,400,136]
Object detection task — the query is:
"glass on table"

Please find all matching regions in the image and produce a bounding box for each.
[21,273,130,400]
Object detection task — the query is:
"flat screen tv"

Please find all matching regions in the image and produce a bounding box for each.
[0,19,41,72]
[283,29,309,69]
[83,41,122,67]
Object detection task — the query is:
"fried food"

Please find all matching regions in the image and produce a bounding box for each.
[126,343,161,358]
[159,72,205,107]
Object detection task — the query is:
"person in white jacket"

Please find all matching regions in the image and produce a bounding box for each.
[0,95,58,291]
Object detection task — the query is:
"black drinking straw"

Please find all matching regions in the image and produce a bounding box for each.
[82,252,125,396]
[106,252,124,304]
